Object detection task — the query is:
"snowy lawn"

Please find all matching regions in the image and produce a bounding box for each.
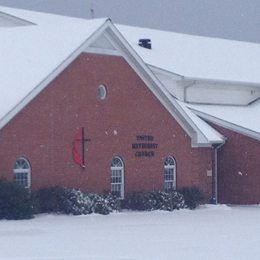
[1,205,260,260]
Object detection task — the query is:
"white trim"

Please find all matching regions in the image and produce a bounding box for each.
[164,156,177,191]
[13,157,31,189]
[111,166,124,171]
[184,76,260,89]
[97,84,107,100]
[111,156,124,199]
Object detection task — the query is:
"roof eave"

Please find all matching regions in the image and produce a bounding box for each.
[191,109,260,141]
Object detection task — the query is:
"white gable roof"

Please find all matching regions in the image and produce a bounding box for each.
[117,24,260,85]
[0,7,107,128]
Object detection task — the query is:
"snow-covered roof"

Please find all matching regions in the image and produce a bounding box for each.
[0,6,257,143]
[0,6,93,25]
[116,24,260,139]
[187,100,260,137]
[117,25,260,85]
[175,100,224,143]
[0,7,107,126]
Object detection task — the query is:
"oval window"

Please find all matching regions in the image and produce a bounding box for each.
[97,84,107,100]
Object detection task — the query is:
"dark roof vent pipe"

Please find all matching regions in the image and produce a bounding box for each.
[138,39,152,49]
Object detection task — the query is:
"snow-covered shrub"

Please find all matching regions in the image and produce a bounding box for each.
[101,192,121,211]
[0,179,34,220]
[34,187,120,215]
[122,191,185,211]
[178,186,204,209]
[62,188,93,215]
[34,187,92,215]
[87,193,111,215]
[152,191,186,211]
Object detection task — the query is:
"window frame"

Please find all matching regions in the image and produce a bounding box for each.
[110,156,124,199]
[13,157,31,189]
[97,84,107,100]
[164,156,176,191]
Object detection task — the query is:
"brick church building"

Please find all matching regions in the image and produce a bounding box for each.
[0,6,259,204]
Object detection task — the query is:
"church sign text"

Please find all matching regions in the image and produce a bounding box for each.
[132,135,158,157]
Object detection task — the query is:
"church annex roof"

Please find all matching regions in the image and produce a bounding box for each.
[117,24,260,85]
[187,100,260,140]
[116,25,260,139]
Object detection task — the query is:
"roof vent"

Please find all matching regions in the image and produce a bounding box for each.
[138,39,152,49]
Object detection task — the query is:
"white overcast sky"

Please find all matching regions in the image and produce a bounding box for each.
[0,0,259,43]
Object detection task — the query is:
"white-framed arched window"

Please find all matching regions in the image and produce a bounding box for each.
[164,156,176,191]
[13,157,31,189]
[111,156,124,198]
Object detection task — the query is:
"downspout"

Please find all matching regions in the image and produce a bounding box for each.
[212,139,226,204]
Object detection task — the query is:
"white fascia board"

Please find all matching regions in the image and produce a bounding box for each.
[191,109,260,141]
[103,22,215,147]
[0,19,110,131]
[184,76,260,89]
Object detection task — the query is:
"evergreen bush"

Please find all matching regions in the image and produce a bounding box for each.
[0,179,34,220]
[88,194,111,215]
[34,187,92,215]
[153,191,186,211]
[122,190,185,211]
[62,188,93,215]
[102,192,121,211]
[32,186,66,214]
[33,187,118,215]
[178,186,204,209]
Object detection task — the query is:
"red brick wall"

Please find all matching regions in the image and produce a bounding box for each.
[0,53,213,199]
[213,125,260,204]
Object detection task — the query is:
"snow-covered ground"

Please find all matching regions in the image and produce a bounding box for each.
[1,205,260,260]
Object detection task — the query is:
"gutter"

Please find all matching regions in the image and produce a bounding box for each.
[212,138,226,204]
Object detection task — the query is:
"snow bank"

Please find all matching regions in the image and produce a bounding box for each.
[1,205,260,260]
